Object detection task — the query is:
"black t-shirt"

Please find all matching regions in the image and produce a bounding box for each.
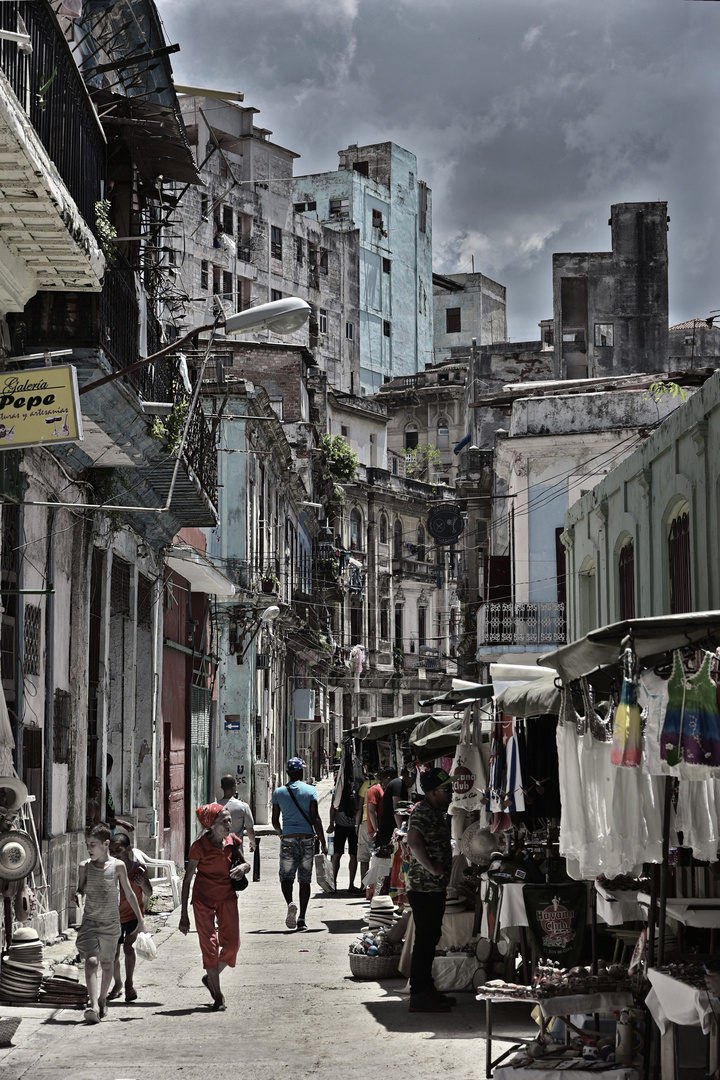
[376,778,406,844]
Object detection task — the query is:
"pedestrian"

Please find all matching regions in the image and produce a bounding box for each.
[405,767,454,1013]
[366,767,394,847]
[271,757,327,930]
[327,772,360,892]
[107,833,153,1003]
[218,774,257,851]
[375,765,414,846]
[179,803,250,1011]
[355,770,373,884]
[74,823,146,1024]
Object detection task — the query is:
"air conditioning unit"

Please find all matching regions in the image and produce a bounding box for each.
[256,653,270,669]
[293,689,316,721]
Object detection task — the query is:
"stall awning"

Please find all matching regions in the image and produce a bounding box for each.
[165,545,236,598]
[495,673,561,717]
[540,610,720,683]
[419,679,493,707]
[349,712,438,742]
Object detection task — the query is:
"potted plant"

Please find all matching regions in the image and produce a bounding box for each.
[259,571,280,594]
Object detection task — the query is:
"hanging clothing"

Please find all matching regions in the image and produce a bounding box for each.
[611,649,642,768]
[660,651,720,773]
[515,715,561,827]
[487,714,525,832]
[675,778,720,862]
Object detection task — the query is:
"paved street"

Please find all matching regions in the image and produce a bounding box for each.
[0,798,533,1079]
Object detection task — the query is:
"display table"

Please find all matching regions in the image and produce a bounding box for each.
[637,893,720,929]
[493,1068,639,1079]
[645,968,717,1035]
[594,882,642,926]
[398,907,475,977]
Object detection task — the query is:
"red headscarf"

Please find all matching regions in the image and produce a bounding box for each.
[195,802,225,829]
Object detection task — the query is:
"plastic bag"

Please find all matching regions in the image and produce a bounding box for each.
[314,854,335,893]
[135,931,157,961]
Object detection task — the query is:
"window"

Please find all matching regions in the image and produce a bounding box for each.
[402,694,414,714]
[618,538,635,620]
[383,320,391,337]
[24,604,40,675]
[380,603,389,641]
[418,180,428,233]
[307,201,317,211]
[222,271,233,302]
[372,208,384,230]
[416,525,425,563]
[382,258,391,274]
[350,508,361,550]
[294,202,306,213]
[437,424,449,449]
[418,607,427,648]
[393,520,403,560]
[353,160,369,176]
[200,192,208,220]
[271,289,283,302]
[394,603,403,649]
[346,321,354,341]
[404,427,419,451]
[378,515,388,545]
[237,277,251,311]
[594,323,614,347]
[446,307,461,334]
[668,509,692,614]
[359,693,369,712]
[54,688,72,765]
[271,226,282,259]
[200,260,209,290]
[330,197,349,218]
[381,693,394,718]
[295,236,303,263]
[319,249,328,275]
[341,425,349,438]
[319,308,328,334]
[308,243,318,271]
[222,205,233,234]
[167,247,176,265]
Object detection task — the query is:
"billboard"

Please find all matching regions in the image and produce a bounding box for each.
[0,366,83,450]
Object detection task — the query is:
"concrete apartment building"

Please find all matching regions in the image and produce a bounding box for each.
[432,272,507,365]
[294,142,433,395]
[171,96,361,394]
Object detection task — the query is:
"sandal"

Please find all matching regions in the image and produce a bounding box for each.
[107,986,122,1001]
[125,989,138,1002]
[211,994,226,1012]
[99,1002,108,1020]
[84,1008,100,1025]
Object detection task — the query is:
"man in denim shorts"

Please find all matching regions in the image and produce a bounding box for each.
[271,758,327,931]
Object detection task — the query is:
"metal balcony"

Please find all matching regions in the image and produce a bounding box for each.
[478,602,566,646]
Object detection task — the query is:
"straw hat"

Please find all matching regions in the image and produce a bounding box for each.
[458,822,497,866]
[0,830,38,880]
[0,776,28,813]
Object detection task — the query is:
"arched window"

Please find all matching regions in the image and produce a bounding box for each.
[617,537,635,620]
[379,513,388,545]
[393,520,403,561]
[416,524,425,562]
[668,504,691,614]
[350,508,362,551]
[404,424,419,451]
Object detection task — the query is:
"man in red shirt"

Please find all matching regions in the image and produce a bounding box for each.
[366,768,394,845]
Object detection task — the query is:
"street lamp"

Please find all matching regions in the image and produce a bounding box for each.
[225,297,311,336]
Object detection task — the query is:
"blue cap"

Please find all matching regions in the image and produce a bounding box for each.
[287,757,305,772]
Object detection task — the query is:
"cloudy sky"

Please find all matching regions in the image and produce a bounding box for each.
[157,0,720,342]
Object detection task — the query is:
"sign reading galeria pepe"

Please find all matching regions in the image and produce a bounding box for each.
[0,366,82,450]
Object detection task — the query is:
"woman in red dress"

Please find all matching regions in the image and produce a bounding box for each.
[179,803,250,1010]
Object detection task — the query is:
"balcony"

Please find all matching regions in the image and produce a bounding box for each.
[478,602,566,647]
[0,0,105,309]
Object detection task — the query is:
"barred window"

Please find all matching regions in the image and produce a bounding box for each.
[137,575,153,628]
[381,693,394,718]
[402,694,414,715]
[111,558,131,615]
[24,605,40,675]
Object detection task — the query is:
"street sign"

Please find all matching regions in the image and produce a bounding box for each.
[0,366,82,450]
[224,721,242,731]
[427,504,464,544]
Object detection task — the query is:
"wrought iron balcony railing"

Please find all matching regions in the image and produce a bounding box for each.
[0,0,104,230]
[478,601,566,647]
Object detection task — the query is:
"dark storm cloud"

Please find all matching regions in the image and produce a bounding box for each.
[157,0,720,340]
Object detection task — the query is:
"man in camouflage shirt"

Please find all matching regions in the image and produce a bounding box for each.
[405,767,454,1013]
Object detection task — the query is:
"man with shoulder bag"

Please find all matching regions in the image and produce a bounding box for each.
[271,757,327,931]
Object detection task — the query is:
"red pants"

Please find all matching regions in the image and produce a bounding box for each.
[192,897,239,970]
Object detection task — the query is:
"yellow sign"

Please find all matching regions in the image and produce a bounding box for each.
[0,366,82,450]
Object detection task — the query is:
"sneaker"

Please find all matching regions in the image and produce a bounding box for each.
[409,992,451,1013]
[296,918,307,931]
[285,902,298,929]
[429,989,457,1006]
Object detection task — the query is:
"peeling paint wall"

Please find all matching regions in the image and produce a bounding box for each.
[433,273,507,365]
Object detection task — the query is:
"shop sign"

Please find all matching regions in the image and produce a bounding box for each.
[427,504,464,544]
[0,366,82,450]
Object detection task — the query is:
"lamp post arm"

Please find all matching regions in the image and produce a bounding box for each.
[78,321,219,397]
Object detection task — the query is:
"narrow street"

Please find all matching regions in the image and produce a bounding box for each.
[0,793,531,1079]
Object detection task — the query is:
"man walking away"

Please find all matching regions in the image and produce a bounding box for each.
[327,772,359,893]
[218,774,257,852]
[272,757,327,931]
[406,768,454,1013]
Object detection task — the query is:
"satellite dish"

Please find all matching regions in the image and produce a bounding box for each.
[261,605,280,622]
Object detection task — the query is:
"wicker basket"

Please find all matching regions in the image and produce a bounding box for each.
[349,952,401,980]
[0,1017,21,1047]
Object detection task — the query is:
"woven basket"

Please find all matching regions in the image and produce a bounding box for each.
[0,1016,21,1047]
[349,952,401,980]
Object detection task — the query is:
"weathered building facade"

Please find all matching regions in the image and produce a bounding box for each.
[432,272,507,366]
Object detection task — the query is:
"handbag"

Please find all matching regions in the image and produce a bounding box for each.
[229,837,249,892]
[448,709,488,816]
[285,784,320,854]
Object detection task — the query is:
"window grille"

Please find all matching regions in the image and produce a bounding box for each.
[24,605,40,674]
[190,685,210,746]
[618,540,635,620]
[402,694,414,715]
[668,511,692,614]
[111,558,131,615]
[54,689,72,765]
[381,693,394,718]
[137,575,153,628]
